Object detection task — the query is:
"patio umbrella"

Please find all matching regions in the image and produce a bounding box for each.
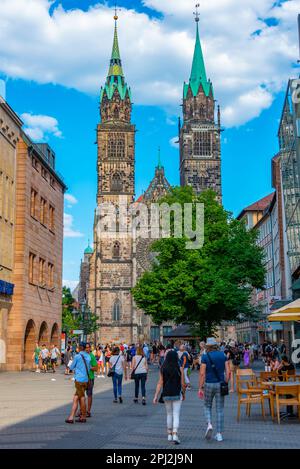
[267,299,300,322]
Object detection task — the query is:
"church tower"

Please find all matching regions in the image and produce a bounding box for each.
[88,12,136,344]
[179,6,222,200]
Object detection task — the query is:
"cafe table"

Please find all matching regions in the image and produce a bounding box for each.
[261,381,300,422]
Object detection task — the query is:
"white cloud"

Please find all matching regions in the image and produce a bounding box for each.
[64,213,84,238]
[64,194,78,205]
[63,279,79,291]
[0,0,299,126]
[170,136,179,148]
[21,112,63,141]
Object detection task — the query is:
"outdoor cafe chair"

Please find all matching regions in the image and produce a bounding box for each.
[236,374,265,422]
[275,384,300,425]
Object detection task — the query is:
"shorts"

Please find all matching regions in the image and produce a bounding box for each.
[75,381,88,399]
[34,356,39,365]
[86,379,94,397]
[51,358,57,365]
[105,356,110,363]
[42,358,49,366]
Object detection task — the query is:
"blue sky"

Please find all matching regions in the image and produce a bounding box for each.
[0,0,299,288]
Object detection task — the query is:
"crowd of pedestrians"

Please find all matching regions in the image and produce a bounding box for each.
[31,336,293,444]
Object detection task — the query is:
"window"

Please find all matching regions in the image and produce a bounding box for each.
[107,133,125,159]
[111,173,123,192]
[49,205,55,232]
[193,131,212,157]
[150,326,160,341]
[50,177,55,189]
[32,157,38,171]
[30,188,38,218]
[39,258,46,286]
[29,253,36,284]
[112,300,121,322]
[48,263,54,289]
[112,241,120,258]
[40,197,47,225]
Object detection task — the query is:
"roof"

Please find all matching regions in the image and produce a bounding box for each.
[138,162,171,204]
[100,18,131,104]
[237,193,275,220]
[183,23,213,99]
[84,241,93,255]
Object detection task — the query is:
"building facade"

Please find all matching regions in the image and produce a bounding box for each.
[5,134,66,370]
[179,14,222,200]
[0,96,22,370]
[88,16,136,344]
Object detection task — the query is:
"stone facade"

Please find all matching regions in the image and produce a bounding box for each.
[180,21,222,200]
[5,134,66,370]
[0,97,22,369]
[88,19,136,345]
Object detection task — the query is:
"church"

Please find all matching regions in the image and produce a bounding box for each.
[82,9,222,345]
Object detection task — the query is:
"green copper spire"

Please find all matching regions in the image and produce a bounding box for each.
[157,146,162,169]
[100,9,131,104]
[183,6,213,99]
[108,20,124,77]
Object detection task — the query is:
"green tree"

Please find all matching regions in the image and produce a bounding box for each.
[62,286,80,335]
[132,187,266,338]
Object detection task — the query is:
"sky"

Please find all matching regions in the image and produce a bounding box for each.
[0,0,300,290]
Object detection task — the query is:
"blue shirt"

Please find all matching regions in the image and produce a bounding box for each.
[70,351,91,383]
[201,351,227,383]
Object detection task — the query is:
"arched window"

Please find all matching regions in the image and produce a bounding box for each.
[114,106,119,119]
[112,300,121,322]
[111,173,122,192]
[112,241,120,258]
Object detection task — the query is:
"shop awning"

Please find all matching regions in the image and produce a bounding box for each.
[267,299,300,322]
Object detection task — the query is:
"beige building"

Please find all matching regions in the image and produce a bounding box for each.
[5,134,66,370]
[0,96,22,369]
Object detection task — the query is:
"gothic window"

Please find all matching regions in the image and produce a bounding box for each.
[193,131,212,157]
[199,104,205,118]
[111,173,123,192]
[112,241,120,258]
[112,300,121,322]
[114,106,119,119]
[107,133,125,159]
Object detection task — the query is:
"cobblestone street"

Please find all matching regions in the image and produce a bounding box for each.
[0,363,300,449]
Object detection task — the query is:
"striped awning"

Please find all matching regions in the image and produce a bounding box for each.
[267,299,300,322]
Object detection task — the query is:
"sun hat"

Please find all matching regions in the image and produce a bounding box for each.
[206,337,218,346]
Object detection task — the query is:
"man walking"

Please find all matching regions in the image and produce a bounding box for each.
[84,342,98,417]
[32,342,41,372]
[50,344,60,373]
[40,344,50,373]
[65,342,91,424]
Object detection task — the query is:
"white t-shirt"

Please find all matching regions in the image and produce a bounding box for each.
[109,355,125,375]
[41,348,49,359]
[132,355,148,374]
[51,347,59,359]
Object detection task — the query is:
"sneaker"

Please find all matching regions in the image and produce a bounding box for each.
[142,399,146,406]
[101,375,105,378]
[113,399,118,403]
[97,375,101,378]
[133,398,138,403]
[215,433,223,442]
[205,424,213,440]
[172,434,180,445]
[119,397,123,403]
[168,434,173,442]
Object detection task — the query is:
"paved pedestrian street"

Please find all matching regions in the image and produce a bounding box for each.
[0,363,300,450]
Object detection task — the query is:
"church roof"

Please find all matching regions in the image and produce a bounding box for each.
[100,15,131,104]
[84,241,93,255]
[139,152,171,203]
[183,22,213,99]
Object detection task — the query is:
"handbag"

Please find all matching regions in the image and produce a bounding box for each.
[206,352,229,397]
[107,355,121,378]
[130,356,144,380]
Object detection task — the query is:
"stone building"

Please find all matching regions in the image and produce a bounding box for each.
[88,15,136,344]
[179,12,222,200]
[6,134,66,370]
[0,95,22,370]
[78,242,93,304]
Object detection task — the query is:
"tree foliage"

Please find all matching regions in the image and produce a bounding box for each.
[132,187,266,337]
[62,286,80,335]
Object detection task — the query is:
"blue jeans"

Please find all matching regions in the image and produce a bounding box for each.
[134,373,147,398]
[112,373,123,399]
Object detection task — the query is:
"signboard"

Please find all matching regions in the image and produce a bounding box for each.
[70,330,84,335]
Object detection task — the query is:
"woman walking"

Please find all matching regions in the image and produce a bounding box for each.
[153,350,186,445]
[109,346,127,403]
[96,346,105,378]
[199,338,230,442]
[132,346,148,405]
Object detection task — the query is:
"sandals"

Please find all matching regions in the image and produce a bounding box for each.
[75,418,87,423]
[65,419,74,424]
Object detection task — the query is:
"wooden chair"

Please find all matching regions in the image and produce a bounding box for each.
[284,369,297,382]
[236,374,265,421]
[259,371,281,383]
[275,385,300,424]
